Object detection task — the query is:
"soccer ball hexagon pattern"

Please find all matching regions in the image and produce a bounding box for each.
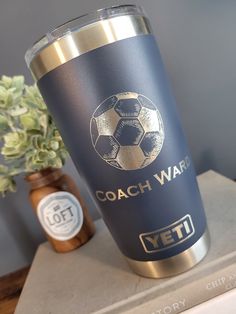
[90,92,164,170]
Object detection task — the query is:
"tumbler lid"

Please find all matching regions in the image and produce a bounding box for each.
[25,5,151,80]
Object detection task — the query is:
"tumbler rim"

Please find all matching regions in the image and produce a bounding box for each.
[25,4,145,68]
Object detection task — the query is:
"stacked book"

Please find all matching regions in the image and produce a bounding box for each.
[15,171,236,314]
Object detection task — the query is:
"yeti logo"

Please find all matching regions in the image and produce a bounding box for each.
[90,92,165,170]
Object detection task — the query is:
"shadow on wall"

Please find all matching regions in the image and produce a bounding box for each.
[196,150,220,175]
[0,175,46,275]
[1,198,39,261]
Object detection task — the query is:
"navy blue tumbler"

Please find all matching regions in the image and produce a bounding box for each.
[25,5,209,278]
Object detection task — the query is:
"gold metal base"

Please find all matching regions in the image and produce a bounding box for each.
[126,230,210,278]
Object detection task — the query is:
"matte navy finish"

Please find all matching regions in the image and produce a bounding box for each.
[38,34,207,261]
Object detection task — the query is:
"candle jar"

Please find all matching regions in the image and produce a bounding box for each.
[26,168,95,253]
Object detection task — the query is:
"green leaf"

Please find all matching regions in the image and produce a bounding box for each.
[24,85,47,110]
[0,76,24,92]
[0,86,8,108]
[8,106,28,116]
[0,165,8,175]
[0,175,16,196]
[20,112,40,130]
[37,150,49,160]
[39,114,48,135]
[1,76,12,88]
[0,86,6,98]
[0,114,9,130]
[12,76,24,93]
[2,131,28,159]
[50,157,63,168]
[49,140,59,151]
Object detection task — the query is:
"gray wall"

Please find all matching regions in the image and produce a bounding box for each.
[1,0,236,276]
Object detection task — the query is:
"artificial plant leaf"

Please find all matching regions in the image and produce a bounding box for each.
[0,165,8,175]
[50,140,59,151]
[20,112,40,130]
[2,131,28,159]
[39,114,48,136]
[0,114,9,131]
[1,76,12,88]
[11,76,24,93]
[0,175,16,196]
[8,106,28,116]
[50,157,63,168]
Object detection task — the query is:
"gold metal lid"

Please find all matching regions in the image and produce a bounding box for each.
[25,5,151,80]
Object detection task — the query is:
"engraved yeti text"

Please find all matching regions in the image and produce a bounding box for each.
[140,215,195,253]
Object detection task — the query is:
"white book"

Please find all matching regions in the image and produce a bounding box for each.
[183,289,236,314]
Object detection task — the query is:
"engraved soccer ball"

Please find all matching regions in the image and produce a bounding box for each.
[90,92,164,170]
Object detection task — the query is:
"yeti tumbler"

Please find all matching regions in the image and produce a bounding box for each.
[25,5,209,278]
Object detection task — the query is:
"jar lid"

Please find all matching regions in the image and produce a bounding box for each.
[26,168,62,189]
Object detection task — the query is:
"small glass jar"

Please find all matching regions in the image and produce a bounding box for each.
[26,168,95,253]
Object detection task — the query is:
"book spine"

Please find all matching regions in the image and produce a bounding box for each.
[122,264,236,314]
[94,260,236,314]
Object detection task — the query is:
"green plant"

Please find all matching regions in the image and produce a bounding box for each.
[0,75,68,196]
